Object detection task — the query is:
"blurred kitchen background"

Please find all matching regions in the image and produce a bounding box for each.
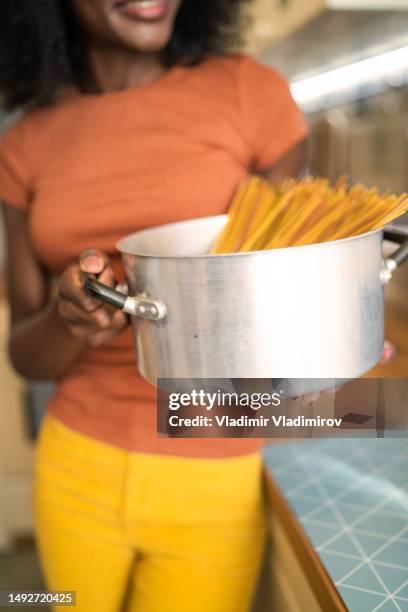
[0,1,408,610]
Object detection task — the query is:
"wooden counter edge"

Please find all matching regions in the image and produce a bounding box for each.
[264,469,348,612]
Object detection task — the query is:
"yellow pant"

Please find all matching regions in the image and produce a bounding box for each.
[34,417,266,612]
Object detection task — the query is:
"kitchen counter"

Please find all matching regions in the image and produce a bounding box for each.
[264,439,408,612]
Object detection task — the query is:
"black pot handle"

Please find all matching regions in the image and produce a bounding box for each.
[84,277,167,321]
[84,278,128,310]
[383,226,408,271]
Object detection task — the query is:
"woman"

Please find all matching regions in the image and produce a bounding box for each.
[0,1,308,610]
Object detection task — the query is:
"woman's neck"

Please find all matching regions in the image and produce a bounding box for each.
[84,44,166,94]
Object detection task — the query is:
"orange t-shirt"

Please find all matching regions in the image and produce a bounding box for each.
[0,54,308,457]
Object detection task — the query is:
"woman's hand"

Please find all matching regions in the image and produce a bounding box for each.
[56,248,128,347]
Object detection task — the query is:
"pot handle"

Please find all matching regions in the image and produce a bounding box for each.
[382,226,408,283]
[84,278,167,321]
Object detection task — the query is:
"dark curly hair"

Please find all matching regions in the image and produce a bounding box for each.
[0,0,250,111]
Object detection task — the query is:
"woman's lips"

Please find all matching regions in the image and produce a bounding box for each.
[113,0,169,21]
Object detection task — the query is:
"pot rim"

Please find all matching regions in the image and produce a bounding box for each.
[116,214,383,259]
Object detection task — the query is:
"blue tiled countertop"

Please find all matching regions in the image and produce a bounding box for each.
[264,439,408,612]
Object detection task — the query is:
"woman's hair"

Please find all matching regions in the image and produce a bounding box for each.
[0,0,250,111]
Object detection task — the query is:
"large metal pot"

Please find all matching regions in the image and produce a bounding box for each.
[85,217,408,386]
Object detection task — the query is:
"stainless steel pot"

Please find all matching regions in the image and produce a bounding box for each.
[85,217,408,386]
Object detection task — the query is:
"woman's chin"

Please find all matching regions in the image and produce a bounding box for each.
[112,21,174,54]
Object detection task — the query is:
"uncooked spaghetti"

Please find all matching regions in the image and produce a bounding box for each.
[210,177,408,254]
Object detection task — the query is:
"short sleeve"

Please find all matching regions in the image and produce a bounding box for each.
[238,55,309,172]
[0,118,32,210]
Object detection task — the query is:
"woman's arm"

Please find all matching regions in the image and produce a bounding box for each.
[3,204,85,379]
[262,138,308,185]
[2,204,127,380]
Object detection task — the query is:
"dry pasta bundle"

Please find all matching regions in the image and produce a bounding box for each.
[210,176,408,254]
